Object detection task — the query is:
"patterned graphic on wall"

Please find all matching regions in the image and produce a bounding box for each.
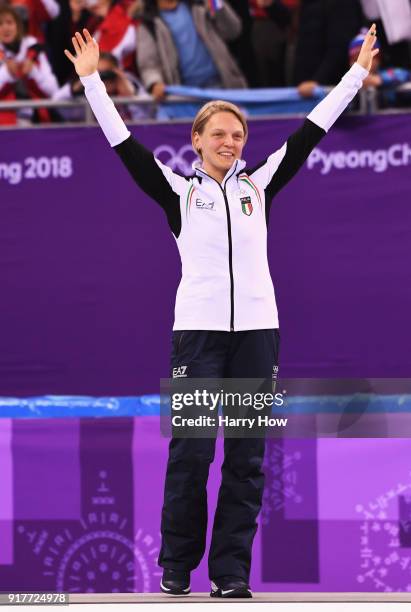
[3,415,411,592]
[0,418,159,593]
[261,438,319,583]
[356,477,411,592]
[261,441,303,523]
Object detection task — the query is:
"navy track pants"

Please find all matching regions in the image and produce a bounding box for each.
[158,329,280,582]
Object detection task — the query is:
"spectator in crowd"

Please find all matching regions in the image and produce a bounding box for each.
[137,0,246,102]
[295,0,363,97]
[225,0,256,87]
[359,0,411,71]
[348,28,411,107]
[126,0,142,19]
[53,49,155,119]
[376,25,411,72]
[9,0,59,43]
[248,0,291,87]
[0,5,58,124]
[360,0,411,68]
[45,0,92,85]
[276,0,300,85]
[86,0,137,73]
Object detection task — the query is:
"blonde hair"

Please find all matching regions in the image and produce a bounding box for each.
[191,100,248,158]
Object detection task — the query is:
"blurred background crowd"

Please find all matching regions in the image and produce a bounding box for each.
[1,0,411,124]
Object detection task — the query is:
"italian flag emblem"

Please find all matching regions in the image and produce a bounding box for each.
[241,196,253,216]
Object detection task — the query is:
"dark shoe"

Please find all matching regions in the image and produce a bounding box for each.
[160,568,191,595]
[210,577,252,598]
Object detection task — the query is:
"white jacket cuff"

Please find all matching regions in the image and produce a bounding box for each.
[80,71,130,147]
[307,62,369,132]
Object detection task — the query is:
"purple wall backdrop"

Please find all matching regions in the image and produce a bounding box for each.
[2,116,411,594]
[1,115,411,396]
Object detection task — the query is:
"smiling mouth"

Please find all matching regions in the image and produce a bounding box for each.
[218,152,234,158]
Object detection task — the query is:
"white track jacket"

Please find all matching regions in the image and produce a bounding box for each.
[80,62,368,331]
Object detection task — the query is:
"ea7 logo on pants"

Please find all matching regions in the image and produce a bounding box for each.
[173,366,188,378]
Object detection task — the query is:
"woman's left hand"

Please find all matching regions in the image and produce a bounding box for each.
[356,23,379,72]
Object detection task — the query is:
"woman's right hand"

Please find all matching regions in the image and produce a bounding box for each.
[64,29,99,77]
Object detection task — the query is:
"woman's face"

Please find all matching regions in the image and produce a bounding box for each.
[0,14,18,45]
[193,111,245,178]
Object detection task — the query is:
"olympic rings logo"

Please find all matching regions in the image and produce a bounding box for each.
[154,144,199,175]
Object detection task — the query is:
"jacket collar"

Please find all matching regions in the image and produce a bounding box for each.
[192,158,246,188]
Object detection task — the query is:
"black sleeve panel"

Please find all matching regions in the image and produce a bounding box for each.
[113,134,182,237]
[265,119,325,219]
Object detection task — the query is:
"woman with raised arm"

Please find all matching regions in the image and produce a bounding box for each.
[64,25,378,599]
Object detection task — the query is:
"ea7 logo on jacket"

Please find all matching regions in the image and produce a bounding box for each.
[196,198,215,210]
[240,195,253,216]
[173,366,188,378]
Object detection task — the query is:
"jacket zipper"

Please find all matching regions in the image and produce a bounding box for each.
[196,163,237,331]
[222,188,235,331]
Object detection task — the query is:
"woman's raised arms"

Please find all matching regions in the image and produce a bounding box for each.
[64,29,184,237]
[64,29,130,147]
[246,24,378,212]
